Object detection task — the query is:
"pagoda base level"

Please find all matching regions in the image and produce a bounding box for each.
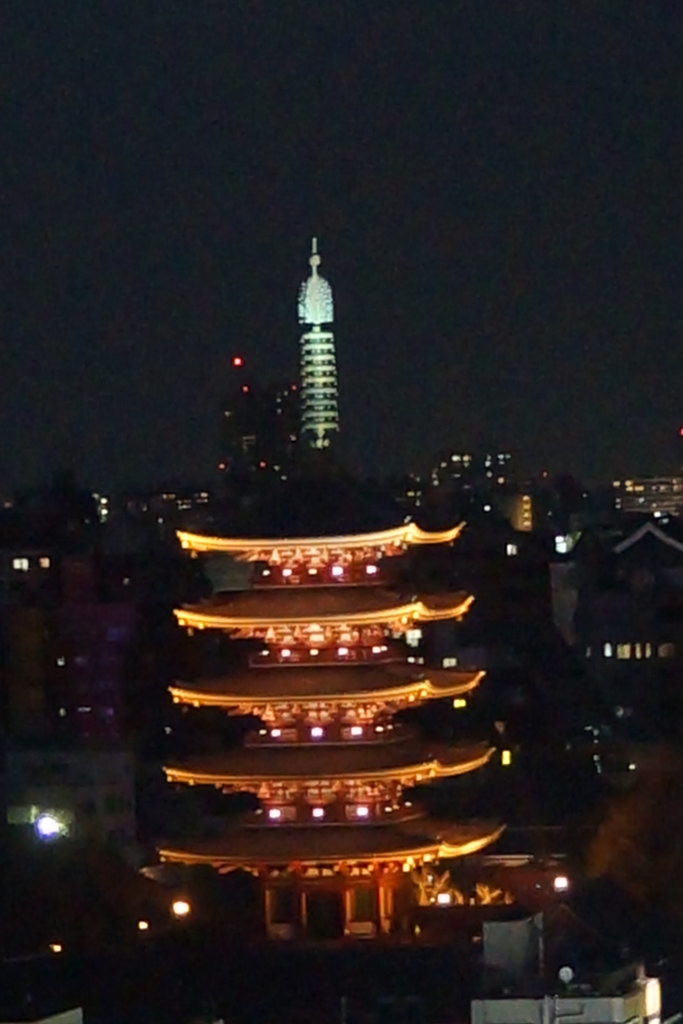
[265,873,404,941]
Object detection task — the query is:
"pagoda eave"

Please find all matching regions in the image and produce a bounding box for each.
[175,594,474,632]
[169,668,484,711]
[176,521,465,559]
[163,743,495,788]
[157,820,504,871]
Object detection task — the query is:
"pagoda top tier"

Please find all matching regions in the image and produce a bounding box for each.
[177,520,465,562]
[175,586,473,633]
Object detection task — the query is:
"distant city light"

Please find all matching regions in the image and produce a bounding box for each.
[49,943,63,954]
[232,356,243,367]
[501,749,512,766]
[137,920,150,931]
[171,899,191,918]
[35,814,65,840]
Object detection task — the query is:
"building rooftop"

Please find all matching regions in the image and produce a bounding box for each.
[164,739,494,785]
[170,664,484,706]
[159,817,504,868]
[175,586,473,628]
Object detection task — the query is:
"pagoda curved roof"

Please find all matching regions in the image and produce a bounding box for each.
[164,739,494,786]
[175,586,473,629]
[158,818,504,868]
[177,520,465,555]
[170,665,484,707]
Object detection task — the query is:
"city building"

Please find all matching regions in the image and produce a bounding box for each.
[5,747,137,859]
[613,477,683,517]
[219,356,299,479]
[431,451,514,492]
[298,239,339,449]
[160,520,502,939]
[551,519,683,740]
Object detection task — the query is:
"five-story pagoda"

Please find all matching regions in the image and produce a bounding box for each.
[161,516,502,939]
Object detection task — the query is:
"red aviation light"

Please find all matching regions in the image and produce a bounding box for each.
[241,385,249,394]
[678,426,683,438]
[232,356,243,367]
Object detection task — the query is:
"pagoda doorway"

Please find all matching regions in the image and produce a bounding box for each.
[304,889,345,940]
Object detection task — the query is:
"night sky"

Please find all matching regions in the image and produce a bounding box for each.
[1,2,681,490]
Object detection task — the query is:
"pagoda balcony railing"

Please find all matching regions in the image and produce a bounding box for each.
[247,719,400,746]
[255,562,384,586]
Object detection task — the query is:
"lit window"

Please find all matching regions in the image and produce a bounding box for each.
[616,644,631,660]
[603,643,613,658]
[310,726,324,739]
[12,558,29,572]
[39,556,50,569]
[331,565,344,578]
[442,657,458,668]
[634,643,642,659]
[350,726,363,737]
[658,643,675,658]
[436,892,452,906]
[506,543,518,557]
[585,646,592,658]
[645,643,653,658]
[453,698,467,709]
[501,749,512,766]
[312,807,324,820]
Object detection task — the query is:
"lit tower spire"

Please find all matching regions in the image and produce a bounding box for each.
[298,238,339,449]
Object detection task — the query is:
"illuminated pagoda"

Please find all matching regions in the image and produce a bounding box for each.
[161,518,502,939]
[298,238,339,449]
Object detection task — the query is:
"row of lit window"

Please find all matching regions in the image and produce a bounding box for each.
[262,564,378,580]
[267,804,373,823]
[263,724,386,741]
[11,556,50,572]
[596,642,675,660]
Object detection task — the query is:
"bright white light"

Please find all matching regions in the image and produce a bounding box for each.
[137,920,150,931]
[308,568,318,575]
[483,504,492,513]
[268,808,282,820]
[436,892,452,906]
[311,726,324,739]
[356,805,369,818]
[35,814,63,839]
[271,728,282,738]
[337,646,349,656]
[553,875,569,892]
[310,648,319,656]
[282,568,292,577]
[262,569,271,576]
[49,942,63,953]
[372,645,382,654]
[331,565,344,577]
[366,565,378,575]
[628,762,637,771]
[172,899,191,918]
[312,807,324,819]
[281,648,291,658]
[350,726,363,737]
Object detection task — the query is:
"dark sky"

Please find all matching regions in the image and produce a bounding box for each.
[1,2,681,490]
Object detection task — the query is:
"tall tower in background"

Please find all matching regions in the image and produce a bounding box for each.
[298,238,340,449]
